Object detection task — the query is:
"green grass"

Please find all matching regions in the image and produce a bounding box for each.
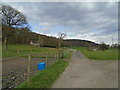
[64,51,73,59]
[72,47,118,60]
[17,60,68,88]
[2,44,59,57]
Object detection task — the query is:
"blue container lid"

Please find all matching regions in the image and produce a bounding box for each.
[40,62,45,64]
[38,62,45,64]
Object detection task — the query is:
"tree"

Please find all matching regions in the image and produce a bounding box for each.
[58,32,66,48]
[99,42,109,50]
[1,4,27,27]
[57,32,66,58]
[1,4,28,51]
[112,44,118,48]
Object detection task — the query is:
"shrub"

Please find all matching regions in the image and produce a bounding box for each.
[99,42,109,50]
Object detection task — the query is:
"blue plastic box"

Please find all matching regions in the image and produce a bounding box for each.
[38,62,46,70]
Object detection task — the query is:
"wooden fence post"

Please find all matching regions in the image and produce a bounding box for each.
[56,50,58,60]
[50,50,53,64]
[27,54,31,85]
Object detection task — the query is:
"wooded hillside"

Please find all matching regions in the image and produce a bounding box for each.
[2,24,99,48]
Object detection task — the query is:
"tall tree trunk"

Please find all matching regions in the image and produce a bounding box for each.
[58,40,61,58]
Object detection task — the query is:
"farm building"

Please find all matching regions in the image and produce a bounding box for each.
[30,41,39,46]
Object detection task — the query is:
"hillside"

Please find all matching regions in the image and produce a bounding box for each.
[63,39,99,47]
[2,24,99,47]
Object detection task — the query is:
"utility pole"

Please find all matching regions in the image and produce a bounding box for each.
[112,38,114,47]
[3,36,7,52]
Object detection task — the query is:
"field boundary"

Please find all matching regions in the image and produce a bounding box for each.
[3,49,69,89]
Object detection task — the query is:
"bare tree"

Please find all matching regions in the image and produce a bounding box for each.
[58,32,66,48]
[1,4,27,27]
[57,32,66,58]
[1,4,28,51]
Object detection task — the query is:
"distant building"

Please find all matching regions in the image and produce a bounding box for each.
[93,48,97,51]
[30,41,39,46]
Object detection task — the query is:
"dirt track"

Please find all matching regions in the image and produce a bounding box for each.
[52,51,118,88]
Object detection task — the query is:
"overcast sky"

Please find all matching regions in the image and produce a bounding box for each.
[4,2,118,45]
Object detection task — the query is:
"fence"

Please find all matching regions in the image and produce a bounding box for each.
[2,50,63,89]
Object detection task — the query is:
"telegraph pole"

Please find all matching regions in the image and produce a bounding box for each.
[112,38,114,47]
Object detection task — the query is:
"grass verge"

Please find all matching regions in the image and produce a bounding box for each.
[72,47,118,60]
[64,51,73,59]
[17,60,68,88]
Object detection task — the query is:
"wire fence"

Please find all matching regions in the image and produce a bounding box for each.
[2,50,63,89]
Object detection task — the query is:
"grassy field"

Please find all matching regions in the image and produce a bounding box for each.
[2,44,68,57]
[17,60,68,88]
[72,47,118,60]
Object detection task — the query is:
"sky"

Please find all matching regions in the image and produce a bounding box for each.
[3,1,118,45]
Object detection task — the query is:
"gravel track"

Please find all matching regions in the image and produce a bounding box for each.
[52,51,118,88]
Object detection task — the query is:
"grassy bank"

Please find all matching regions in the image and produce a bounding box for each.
[72,47,118,60]
[17,60,68,88]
